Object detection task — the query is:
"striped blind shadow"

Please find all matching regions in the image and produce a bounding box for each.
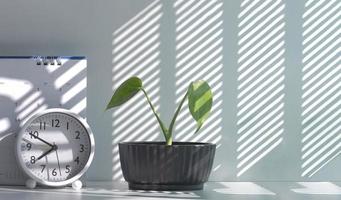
[236,0,286,177]
[111,0,163,180]
[173,0,224,174]
[0,59,86,129]
[52,60,87,117]
[301,0,340,178]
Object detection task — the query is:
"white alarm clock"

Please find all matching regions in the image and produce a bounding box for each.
[15,108,95,189]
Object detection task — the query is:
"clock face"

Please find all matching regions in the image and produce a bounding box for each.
[16,109,94,186]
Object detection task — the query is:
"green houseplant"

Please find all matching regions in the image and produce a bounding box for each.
[106,77,216,190]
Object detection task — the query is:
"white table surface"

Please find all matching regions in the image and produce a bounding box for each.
[0,181,340,200]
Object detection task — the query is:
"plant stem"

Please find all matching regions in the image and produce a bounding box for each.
[168,90,189,142]
[166,136,172,146]
[141,88,169,141]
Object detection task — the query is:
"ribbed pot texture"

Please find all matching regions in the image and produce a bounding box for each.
[119,142,216,191]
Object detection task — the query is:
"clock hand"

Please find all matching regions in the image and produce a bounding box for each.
[36,145,57,161]
[54,144,62,176]
[29,132,54,147]
[46,156,50,181]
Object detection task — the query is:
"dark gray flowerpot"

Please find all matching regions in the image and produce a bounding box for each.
[118,142,216,191]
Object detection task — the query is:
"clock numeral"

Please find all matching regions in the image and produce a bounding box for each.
[65,165,71,173]
[52,168,57,176]
[80,144,84,152]
[40,165,46,173]
[26,143,32,150]
[67,122,69,130]
[52,119,60,128]
[74,156,80,165]
[30,156,36,164]
[75,131,81,139]
[39,121,46,130]
[30,131,39,139]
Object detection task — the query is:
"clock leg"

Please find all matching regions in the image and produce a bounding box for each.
[25,179,37,189]
[72,180,82,190]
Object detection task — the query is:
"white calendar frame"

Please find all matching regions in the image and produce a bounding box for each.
[0,56,87,185]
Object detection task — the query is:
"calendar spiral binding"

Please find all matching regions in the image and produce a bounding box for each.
[33,56,62,66]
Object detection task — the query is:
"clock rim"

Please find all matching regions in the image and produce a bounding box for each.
[15,108,95,187]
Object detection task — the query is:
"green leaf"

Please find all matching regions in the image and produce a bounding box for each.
[188,80,213,133]
[106,77,142,110]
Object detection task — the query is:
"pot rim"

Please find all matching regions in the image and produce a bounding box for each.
[119,141,215,147]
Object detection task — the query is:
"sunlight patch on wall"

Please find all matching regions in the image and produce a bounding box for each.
[236,0,286,177]
[301,0,340,177]
[111,0,162,180]
[173,0,224,146]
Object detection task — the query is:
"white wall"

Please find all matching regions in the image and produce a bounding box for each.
[0,0,339,182]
